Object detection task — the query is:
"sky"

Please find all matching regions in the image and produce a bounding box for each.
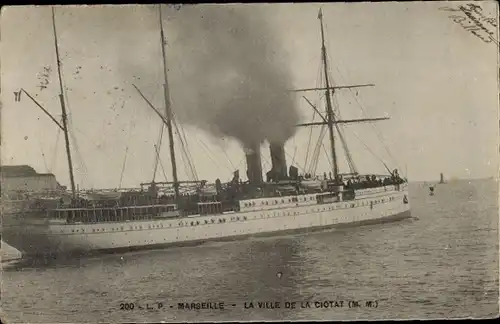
[1,2,498,190]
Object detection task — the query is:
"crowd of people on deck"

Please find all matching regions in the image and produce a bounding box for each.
[302,169,405,190]
[343,174,405,190]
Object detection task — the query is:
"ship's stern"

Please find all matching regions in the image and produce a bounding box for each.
[2,212,64,257]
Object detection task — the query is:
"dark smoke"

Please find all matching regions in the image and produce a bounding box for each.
[162,5,299,149]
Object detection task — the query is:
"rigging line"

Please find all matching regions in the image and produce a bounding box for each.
[341,133,357,173]
[119,100,134,189]
[178,145,190,181]
[61,87,90,186]
[72,127,100,150]
[152,123,165,182]
[310,127,327,175]
[172,116,198,181]
[311,139,323,175]
[349,129,389,172]
[173,119,196,181]
[326,62,363,175]
[222,145,236,171]
[335,123,357,174]
[234,156,246,170]
[322,143,333,170]
[176,119,198,181]
[321,24,361,175]
[69,131,91,189]
[154,144,169,183]
[198,138,233,175]
[284,150,306,174]
[331,56,398,169]
[291,146,298,167]
[56,43,85,190]
[352,91,398,167]
[330,94,356,174]
[303,109,315,171]
[157,150,168,183]
[151,83,165,181]
[169,113,192,179]
[197,139,225,175]
[311,58,330,174]
[38,137,49,173]
[49,126,62,173]
[303,54,324,170]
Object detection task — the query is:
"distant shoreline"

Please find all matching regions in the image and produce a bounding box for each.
[410,177,495,184]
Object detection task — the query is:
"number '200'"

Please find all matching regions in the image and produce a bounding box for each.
[120,303,135,310]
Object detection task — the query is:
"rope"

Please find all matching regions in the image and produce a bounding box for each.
[119,101,135,188]
[321,144,333,170]
[152,123,165,182]
[303,53,324,171]
[222,145,236,171]
[60,59,91,188]
[322,21,399,174]
[198,138,233,176]
[331,98,358,174]
[48,126,61,173]
[149,86,163,181]
[171,115,197,181]
[154,144,168,182]
[177,121,198,180]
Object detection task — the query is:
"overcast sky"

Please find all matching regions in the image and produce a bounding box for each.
[1,2,498,189]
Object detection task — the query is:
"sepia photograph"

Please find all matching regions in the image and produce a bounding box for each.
[0,1,498,322]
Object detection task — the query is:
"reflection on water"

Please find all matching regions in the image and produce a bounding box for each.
[1,179,498,322]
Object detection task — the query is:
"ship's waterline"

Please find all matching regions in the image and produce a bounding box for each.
[3,186,410,257]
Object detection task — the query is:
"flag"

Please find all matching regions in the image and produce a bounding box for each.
[318,8,323,20]
[14,91,22,102]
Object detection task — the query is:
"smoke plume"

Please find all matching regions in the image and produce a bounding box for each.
[161,5,299,150]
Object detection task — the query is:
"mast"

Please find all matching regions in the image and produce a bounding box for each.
[318,8,339,180]
[52,6,76,198]
[158,4,180,199]
[294,10,391,180]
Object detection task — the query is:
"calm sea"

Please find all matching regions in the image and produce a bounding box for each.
[1,179,498,322]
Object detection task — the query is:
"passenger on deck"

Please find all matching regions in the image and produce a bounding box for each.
[347,179,352,189]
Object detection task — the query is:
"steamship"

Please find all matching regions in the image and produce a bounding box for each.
[3,6,411,258]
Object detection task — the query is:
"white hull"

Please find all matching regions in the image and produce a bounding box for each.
[3,185,411,257]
